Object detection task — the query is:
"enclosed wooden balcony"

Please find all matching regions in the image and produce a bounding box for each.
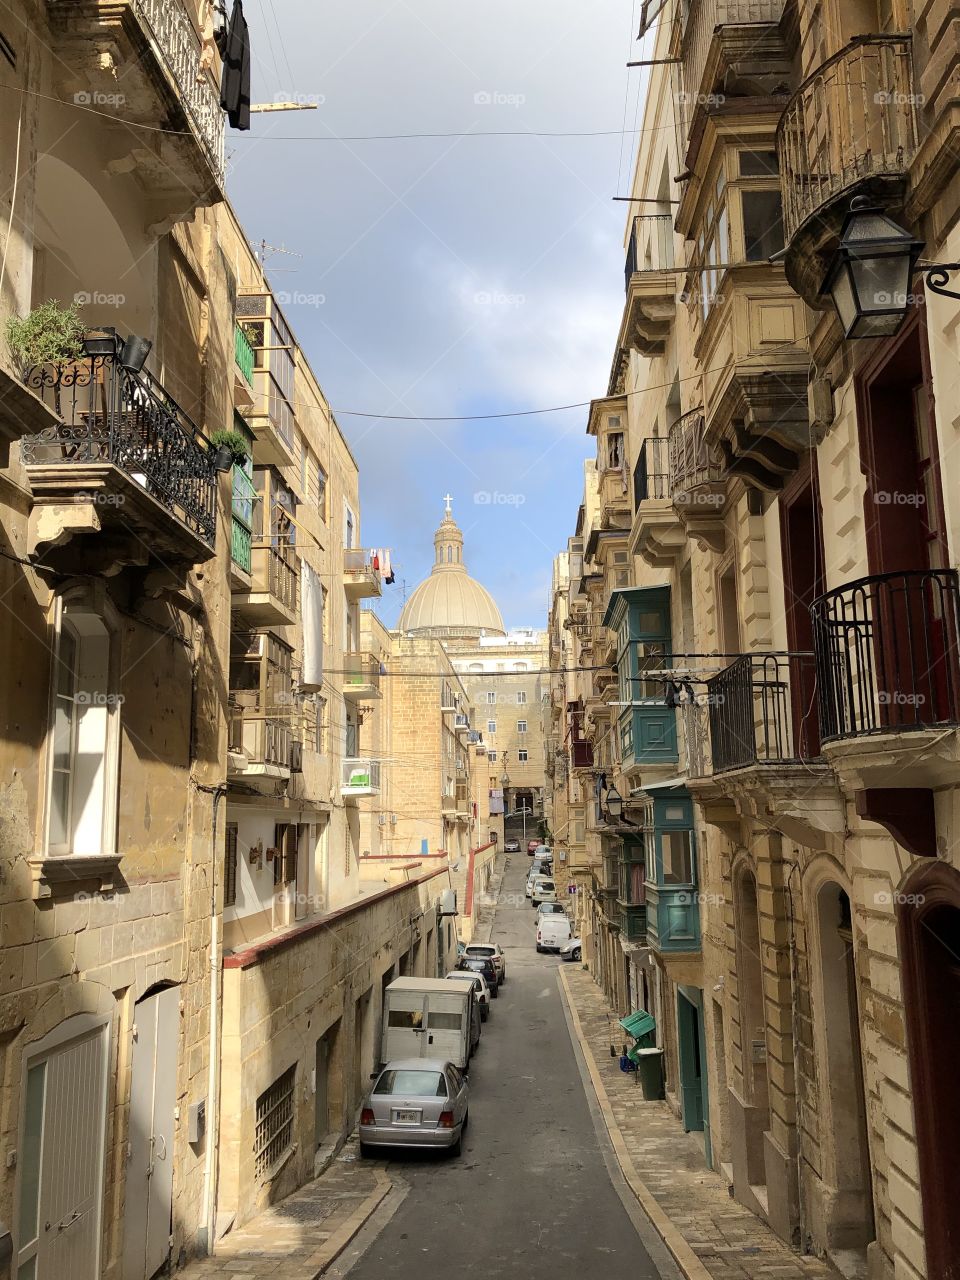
[776,35,920,306]
[45,0,225,217]
[232,540,299,628]
[21,347,218,574]
[679,0,788,118]
[342,651,382,701]
[343,548,384,600]
[228,705,295,784]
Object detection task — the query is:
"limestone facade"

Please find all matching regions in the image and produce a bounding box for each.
[547,4,960,1278]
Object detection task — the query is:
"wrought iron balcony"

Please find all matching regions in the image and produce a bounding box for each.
[624,214,675,291]
[342,758,382,798]
[618,216,679,358]
[631,435,686,567]
[46,0,224,210]
[21,348,218,570]
[343,548,384,600]
[707,652,820,773]
[776,35,920,303]
[812,570,960,743]
[232,540,299,627]
[342,651,382,701]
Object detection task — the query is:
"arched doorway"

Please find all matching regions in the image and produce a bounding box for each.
[898,863,960,1279]
[813,882,875,1260]
[732,866,769,1196]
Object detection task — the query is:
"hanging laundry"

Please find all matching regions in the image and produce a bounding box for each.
[380,548,395,584]
[219,0,251,131]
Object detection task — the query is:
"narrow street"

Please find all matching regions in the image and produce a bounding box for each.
[341,856,674,1279]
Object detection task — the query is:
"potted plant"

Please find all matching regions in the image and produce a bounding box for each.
[209,426,249,472]
[6,299,85,373]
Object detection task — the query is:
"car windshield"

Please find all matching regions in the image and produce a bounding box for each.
[463,958,491,972]
[466,946,493,956]
[374,1070,446,1097]
[539,904,564,914]
[538,882,556,891]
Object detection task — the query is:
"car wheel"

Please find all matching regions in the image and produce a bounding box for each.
[450,1132,463,1158]
[481,1007,489,1021]
[491,985,499,998]
[359,1141,374,1159]
[536,944,543,953]
[573,947,582,961]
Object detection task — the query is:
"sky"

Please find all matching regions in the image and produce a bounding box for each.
[226,1,645,630]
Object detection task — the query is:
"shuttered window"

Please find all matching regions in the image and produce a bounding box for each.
[224,823,238,907]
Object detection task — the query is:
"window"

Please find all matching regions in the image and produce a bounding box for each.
[344,504,355,549]
[254,1065,296,1179]
[224,823,238,907]
[606,432,624,471]
[518,749,528,763]
[517,720,527,734]
[742,189,784,261]
[488,750,497,763]
[487,720,496,734]
[661,829,694,885]
[487,691,497,704]
[314,463,328,521]
[315,697,327,754]
[46,595,119,857]
[692,167,729,323]
[517,691,527,704]
[374,1069,445,1095]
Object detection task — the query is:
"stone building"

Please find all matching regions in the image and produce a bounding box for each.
[547,3,960,1278]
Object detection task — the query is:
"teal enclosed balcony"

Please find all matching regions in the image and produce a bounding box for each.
[604,586,678,770]
[641,786,700,954]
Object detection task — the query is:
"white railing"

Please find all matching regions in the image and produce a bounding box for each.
[133,0,225,181]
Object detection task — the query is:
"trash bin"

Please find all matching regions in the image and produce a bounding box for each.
[632,1046,664,1100]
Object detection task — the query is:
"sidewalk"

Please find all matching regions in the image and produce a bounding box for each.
[559,965,836,1280]
[472,848,508,944]
[179,1139,390,1280]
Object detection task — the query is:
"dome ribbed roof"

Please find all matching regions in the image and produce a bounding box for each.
[398,501,506,639]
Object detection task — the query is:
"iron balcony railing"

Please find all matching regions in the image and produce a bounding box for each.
[634,436,670,504]
[777,35,920,243]
[21,349,217,546]
[131,0,225,181]
[234,323,255,384]
[812,569,960,742]
[668,408,724,498]
[624,214,675,291]
[707,652,820,772]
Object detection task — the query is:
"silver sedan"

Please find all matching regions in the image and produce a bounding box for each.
[359,1059,469,1157]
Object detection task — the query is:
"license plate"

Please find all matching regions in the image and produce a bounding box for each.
[392,1108,421,1124]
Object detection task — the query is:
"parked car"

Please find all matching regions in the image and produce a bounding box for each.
[560,936,582,962]
[536,902,566,917]
[531,877,558,907]
[360,1059,469,1157]
[463,942,506,985]
[537,912,572,952]
[459,953,499,996]
[504,839,520,853]
[445,969,491,1020]
[526,872,553,901]
[527,839,540,855]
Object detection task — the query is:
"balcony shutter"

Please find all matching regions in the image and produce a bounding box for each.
[224,823,238,907]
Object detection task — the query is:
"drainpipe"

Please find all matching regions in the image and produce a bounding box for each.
[198,782,227,1255]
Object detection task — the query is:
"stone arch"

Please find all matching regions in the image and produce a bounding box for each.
[897,860,960,1279]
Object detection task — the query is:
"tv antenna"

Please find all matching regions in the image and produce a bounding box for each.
[256,240,303,270]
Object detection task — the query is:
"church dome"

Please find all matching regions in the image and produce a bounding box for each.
[399,500,506,639]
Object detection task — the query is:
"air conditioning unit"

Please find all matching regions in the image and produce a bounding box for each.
[390,814,397,825]
[378,814,386,826]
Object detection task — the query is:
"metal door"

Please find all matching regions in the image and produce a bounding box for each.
[123,987,178,1280]
[15,1020,108,1280]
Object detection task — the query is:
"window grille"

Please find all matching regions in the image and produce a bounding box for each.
[224,823,238,907]
[254,1064,296,1178]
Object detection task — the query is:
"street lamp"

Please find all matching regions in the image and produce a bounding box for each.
[604,785,624,823]
[822,197,925,339]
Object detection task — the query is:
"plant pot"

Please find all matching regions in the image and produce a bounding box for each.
[119,335,153,373]
[213,445,235,472]
[82,328,118,357]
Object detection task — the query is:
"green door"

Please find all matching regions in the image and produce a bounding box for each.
[677,989,705,1132]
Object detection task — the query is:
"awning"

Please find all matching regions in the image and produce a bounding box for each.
[619,1009,655,1040]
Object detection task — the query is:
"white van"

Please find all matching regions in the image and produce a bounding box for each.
[380,977,480,1070]
[537,912,572,952]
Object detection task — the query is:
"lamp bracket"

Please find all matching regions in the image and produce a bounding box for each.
[920,263,960,302]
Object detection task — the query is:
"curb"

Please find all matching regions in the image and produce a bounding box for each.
[557,966,713,1280]
[313,1167,392,1276]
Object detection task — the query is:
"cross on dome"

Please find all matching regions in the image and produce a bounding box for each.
[443,492,453,516]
